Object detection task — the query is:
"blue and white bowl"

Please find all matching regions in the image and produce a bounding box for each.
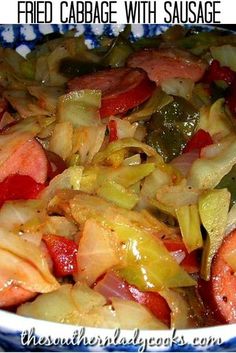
[0,24,235,352]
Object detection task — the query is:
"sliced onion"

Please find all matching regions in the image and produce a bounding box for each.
[170,150,199,177]
[94,271,133,301]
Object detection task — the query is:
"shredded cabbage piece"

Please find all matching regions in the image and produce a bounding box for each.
[199,188,230,280]
[57,90,101,128]
[188,137,236,189]
[210,45,236,72]
[17,282,165,329]
[176,204,203,253]
[198,99,235,139]
[54,192,196,290]
[92,138,156,164]
[0,228,59,293]
[40,166,83,203]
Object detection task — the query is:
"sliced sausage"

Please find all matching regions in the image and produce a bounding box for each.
[0,139,48,184]
[0,285,36,308]
[68,68,155,118]
[127,48,207,85]
[199,229,236,324]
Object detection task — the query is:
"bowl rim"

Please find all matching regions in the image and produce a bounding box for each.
[1,308,236,351]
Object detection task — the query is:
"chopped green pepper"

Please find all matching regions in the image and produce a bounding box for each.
[146,96,199,162]
[162,25,187,42]
[177,31,236,56]
[146,127,186,162]
[132,37,162,50]
[59,58,105,78]
[102,25,134,68]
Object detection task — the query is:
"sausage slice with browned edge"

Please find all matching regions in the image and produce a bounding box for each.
[127,48,207,85]
[199,229,236,324]
[0,286,36,308]
[68,68,155,118]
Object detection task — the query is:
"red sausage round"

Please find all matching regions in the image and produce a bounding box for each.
[68,68,155,118]
[0,285,36,308]
[0,139,48,184]
[127,48,206,85]
[199,229,236,324]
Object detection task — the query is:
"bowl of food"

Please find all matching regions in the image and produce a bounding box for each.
[0,23,236,352]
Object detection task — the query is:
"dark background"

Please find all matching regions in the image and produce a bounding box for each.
[212,24,236,31]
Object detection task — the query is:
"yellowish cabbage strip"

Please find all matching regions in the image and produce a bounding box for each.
[98,163,155,188]
[0,200,42,232]
[81,164,155,193]
[72,125,106,164]
[116,220,195,290]
[68,193,195,290]
[199,189,230,280]
[155,181,200,214]
[3,90,50,118]
[42,216,77,240]
[161,78,194,100]
[159,289,190,329]
[141,167,172,200]
[0,229,59,292]
[198,99,234,139]
[188,137,236,189]
[176,204,203,253]
[79,163,155,208]
[97,179,139,209]
[49,121,73,161]
[92,138,156,164]
[57,90,101,128]
[40,166,83,203]
[211,45,236,71]
[0,117,42,167]
[28,86,64,113]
